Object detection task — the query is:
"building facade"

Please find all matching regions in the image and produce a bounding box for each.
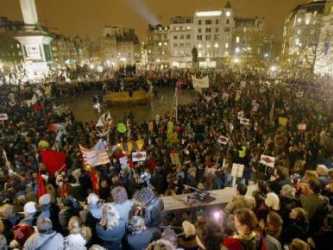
[146,24,169,69]
[169,16,193,68]
[96,26,140,67]
[282,0,327,71]
[314,0,333,77]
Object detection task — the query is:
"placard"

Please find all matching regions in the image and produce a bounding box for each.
[260,154,275,168]
[132,151,147,162]
[0,113,8,121]
[231,163,245,178]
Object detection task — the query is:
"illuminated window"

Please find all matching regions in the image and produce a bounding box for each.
[226,11,231,17]
[236,36,240,43]
[225,43,229,48]
[297,18,302,23]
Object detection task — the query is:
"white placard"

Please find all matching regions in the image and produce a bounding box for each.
[259,154,275,168]
[0,113,8,121]
[231,163,244,178]
[132,151,147,162]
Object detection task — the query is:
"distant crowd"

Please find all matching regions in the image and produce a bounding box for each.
[0,69,332,250]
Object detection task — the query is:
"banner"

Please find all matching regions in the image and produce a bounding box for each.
[0,113,8,121]
[192,75,209,92]
[40,150,66,176]
[132,151,147,162]
[259,154,275,168]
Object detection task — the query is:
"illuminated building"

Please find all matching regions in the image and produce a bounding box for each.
[282,0,327,71]
[146,24,170,69]
[314,0,333,77]
[169,16,193,68]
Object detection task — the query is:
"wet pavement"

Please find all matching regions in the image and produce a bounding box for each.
[64,87,196,123]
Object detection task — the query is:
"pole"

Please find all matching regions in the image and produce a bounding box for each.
[175,82,178,122]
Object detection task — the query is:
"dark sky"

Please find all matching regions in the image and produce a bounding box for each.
[1,0,306,40]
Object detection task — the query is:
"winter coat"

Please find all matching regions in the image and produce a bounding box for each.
[126,228,159,250]
[23,231,64,250]
[96,219,126,250]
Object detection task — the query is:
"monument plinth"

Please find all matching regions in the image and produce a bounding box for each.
[15,0,53,82]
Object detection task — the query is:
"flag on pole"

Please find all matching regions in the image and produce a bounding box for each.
[40,150,66,176]
[79,141,110,167]
[96,111,113,137]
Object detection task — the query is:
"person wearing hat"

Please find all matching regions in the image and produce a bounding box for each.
[38,193,61,233]
[24,215,64,250]
[126,216,160,250]
[19,201,38,226]
[96,203,126,250]
[86,193,103,245]
[178,220,206,250]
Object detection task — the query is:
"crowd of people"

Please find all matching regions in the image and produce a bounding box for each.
[0,69,332,250]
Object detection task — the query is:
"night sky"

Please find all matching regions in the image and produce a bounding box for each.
[0,0,306,40]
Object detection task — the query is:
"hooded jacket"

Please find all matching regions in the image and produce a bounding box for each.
[23,231,64,250]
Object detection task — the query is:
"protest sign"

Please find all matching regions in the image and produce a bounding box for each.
[218,135,229,145]
[132,151,147,162]
[231,163,245,178]
[260,154,275,168]
[0,113,8,121]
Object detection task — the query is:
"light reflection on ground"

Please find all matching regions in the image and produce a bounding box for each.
[64,87,196,123]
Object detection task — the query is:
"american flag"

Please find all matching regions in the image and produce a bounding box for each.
[79,143,110,167]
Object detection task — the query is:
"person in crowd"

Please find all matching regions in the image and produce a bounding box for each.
[19,201,38,226]
[38,193,61,232]
[288,239,310,250]
[282,207,309,244]
[23,216,64,250]
[0,219,7,250]
[111,186,133,222]
[225,183,255,214]
[64,216,91,250]
[178,220,206,250]
[279,184,299,222]
[126,216,160,250]
[133,187,164,228]
[95,203,126,250]
[223,208,260,250]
